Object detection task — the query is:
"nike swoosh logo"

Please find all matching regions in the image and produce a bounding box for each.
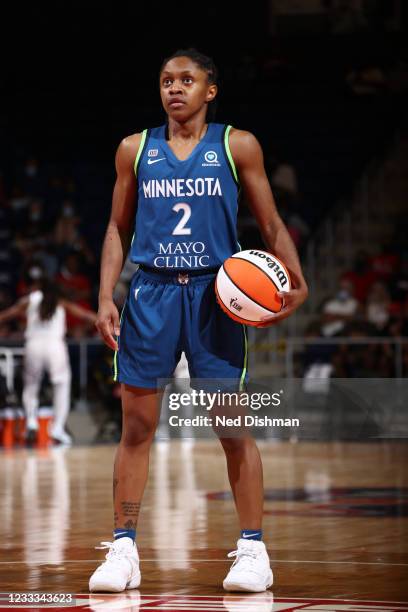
[242,533,261,538]
[114,532,129,538]
[147,157,166,165]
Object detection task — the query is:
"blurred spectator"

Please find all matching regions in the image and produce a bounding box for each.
[366,281,391,331]
[56,252,93,336]
[321,278,359,336]
[54,200,95,266]
[13,198,49,260]
[54,200,79,245]
[57,252,91,302]
[342,250,377,302]
[0,273,97,444]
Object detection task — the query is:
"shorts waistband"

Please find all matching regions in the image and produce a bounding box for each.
[138,265,219,285]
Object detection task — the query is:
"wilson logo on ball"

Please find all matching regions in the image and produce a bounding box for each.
[248,250,289,287]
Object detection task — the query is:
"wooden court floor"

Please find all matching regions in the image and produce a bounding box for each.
[0,440,407,611]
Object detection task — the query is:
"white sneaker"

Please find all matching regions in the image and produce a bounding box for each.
[223,539,273,592]
[89,538,141,592]
[50,427,72,445]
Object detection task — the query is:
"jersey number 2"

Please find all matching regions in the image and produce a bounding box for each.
[172,203,191,235]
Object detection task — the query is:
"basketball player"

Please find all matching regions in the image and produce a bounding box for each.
[0,268,96,444]
[90,49,308,592]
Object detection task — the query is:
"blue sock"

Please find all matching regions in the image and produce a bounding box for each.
[113,528,136,541]
[241,529,262,541]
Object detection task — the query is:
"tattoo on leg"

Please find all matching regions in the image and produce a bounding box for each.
[121,501,141,519]
[114,501,141,529]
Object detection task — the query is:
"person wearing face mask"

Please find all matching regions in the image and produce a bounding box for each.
[54,200,81,245]
[366,281,391,331]
[13,199,46,252]
[321,279,359,337]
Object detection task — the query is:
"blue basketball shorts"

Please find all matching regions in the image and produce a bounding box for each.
[113,267,248,389]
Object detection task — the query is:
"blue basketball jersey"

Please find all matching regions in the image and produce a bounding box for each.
[130,123,240,270]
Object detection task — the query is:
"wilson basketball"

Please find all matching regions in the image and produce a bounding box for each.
[215,249,291,326]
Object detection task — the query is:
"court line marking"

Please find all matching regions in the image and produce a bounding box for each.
[0,559,407,566]
[74,593,408,605]
[75,591,407,612]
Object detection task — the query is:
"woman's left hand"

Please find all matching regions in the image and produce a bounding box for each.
[257,286,309,327]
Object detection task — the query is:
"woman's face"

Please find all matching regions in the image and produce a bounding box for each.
[160,56,217,122]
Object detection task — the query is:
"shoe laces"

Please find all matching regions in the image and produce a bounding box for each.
[227,545,260,573]
[95,540,130,563]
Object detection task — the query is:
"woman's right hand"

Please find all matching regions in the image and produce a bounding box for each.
[95,297,121,351]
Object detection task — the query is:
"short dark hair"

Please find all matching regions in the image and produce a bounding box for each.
[160,48,218,84]
[160,48,218,121]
